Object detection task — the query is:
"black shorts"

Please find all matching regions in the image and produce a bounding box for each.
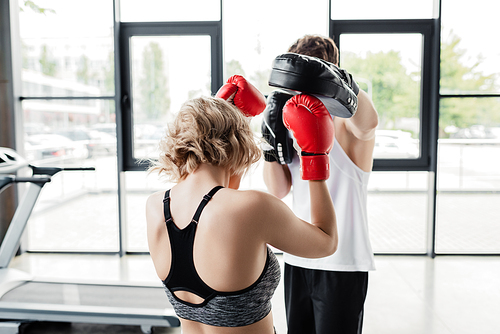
[284,263,368,334]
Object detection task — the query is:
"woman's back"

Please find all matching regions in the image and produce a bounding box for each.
[147,179,280,333]
[146,95,337,333]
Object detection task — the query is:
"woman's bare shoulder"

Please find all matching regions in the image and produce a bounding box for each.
[147,190,166,202]
[221,188,277,204]
[216,188,284,219]
[146,190,168,227]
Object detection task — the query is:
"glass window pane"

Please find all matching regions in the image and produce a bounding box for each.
[120,0,221,22]
[441,0,500,94]
[331,0,437,20]
[23,100,119,251]
[130,36,212,161]
[223,0,328,95]
[436,98,500,253]
[368,172,429,253]
[340,34,422,159]
[19,0,114,97]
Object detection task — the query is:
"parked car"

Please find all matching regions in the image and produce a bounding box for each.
[25,134,89,162]
[91,123,116,136]
[374,130,419,159]
[450,125,499,139]
[56,128,116,157]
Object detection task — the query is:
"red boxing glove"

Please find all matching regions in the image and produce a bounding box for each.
[283,94,335,180]
[216,75,266,117]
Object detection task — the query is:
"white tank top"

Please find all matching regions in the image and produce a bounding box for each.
[284,138,376,272]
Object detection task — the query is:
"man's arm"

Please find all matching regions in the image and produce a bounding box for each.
[263,161,292,199]
[335,89,379,172]
[346,89,378,141]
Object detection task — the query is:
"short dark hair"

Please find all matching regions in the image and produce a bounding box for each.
[288,35,339,65]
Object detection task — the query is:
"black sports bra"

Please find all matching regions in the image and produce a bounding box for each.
[161,186,281,327]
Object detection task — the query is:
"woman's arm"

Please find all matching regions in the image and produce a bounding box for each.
[263,161,292,199]
[254,181,338,259]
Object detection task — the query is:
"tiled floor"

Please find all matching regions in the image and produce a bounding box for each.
[364,255,500,334]
[4,253,500,334]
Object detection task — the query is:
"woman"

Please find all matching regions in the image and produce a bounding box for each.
[146,96,337,334]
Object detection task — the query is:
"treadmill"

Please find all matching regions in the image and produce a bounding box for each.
[0,147,179,333]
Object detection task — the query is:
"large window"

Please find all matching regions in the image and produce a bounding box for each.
[436,98,500,253]
[440,0,500,95]
[18,0,119,252]
[332,19,438,172]
[332,15,439,254]
[20,0,115,97]
[436,0,500,254]
[119,21,221,251]
[129,35,212,161]
[11,0,500,256]
[340,33,422,161]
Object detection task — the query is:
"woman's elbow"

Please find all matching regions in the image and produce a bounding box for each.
[317,235,338,257]
[327,238,338,256]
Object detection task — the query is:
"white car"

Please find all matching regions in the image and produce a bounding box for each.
[374,130,419,159]
[25,134,89,162]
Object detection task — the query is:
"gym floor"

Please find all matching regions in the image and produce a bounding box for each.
[7,253,500,334]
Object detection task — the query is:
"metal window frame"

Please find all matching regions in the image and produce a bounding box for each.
[12,0,224,256]
[118,21,223,172]
[435,94,500,256]
[330,16,441,257]
[330,19,440,173]
[12,0,499,257]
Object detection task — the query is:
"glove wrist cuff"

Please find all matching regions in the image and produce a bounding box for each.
[300,154,330,180]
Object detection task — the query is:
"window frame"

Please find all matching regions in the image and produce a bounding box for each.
[330,19,441,172]
[118,21,223,171]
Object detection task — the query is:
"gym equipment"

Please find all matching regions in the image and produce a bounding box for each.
[282,94,335,180]
[261,90,296,165]
[0,147,179,333]
[215,75,266,117]
[268,53,359,118]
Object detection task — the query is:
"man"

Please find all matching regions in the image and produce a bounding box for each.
[262,35,379,334]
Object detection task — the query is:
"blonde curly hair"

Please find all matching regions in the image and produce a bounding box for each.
[149,96,262,182]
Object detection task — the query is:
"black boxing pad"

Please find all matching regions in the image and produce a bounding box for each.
[269,53,359,118]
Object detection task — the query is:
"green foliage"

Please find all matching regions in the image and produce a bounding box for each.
[440,98,500,130]
[21,41,30,69]
[103,52,115,95]
[440,32,499,132]
[440,33,496,94]
[341,50,420,130]
[39,45,57,76]
[250,69,272,96]
[21,1,55,14]
[138,42,170,122]
[340,32,499,135]
[76,55,91,85]
[225,59,246,80]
